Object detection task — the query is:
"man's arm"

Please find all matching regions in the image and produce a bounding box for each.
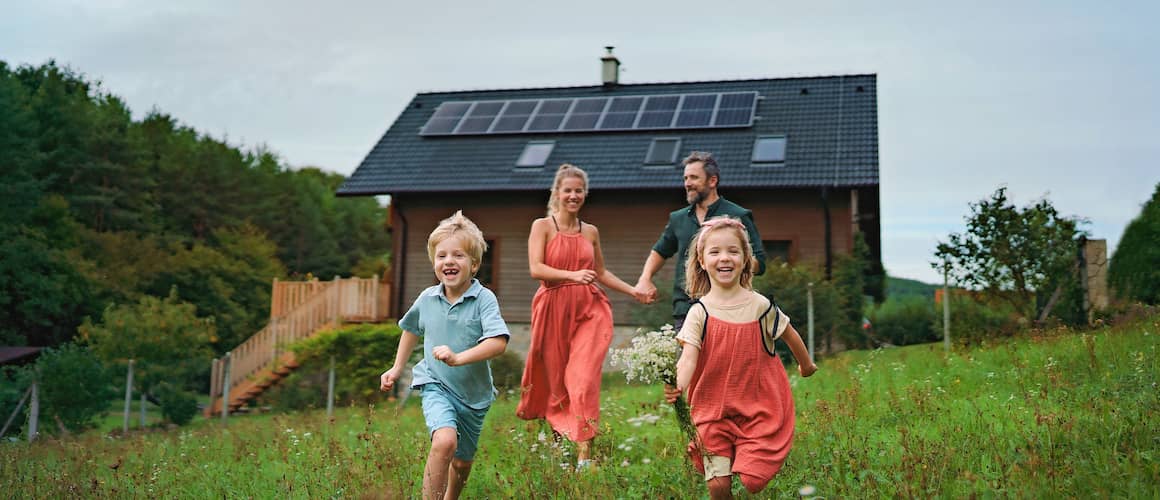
[742,211,766,275]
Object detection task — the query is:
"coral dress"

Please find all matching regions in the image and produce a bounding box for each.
[687,301,795,493]
[516,222,613,442]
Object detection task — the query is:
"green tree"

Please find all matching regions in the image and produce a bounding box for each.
[29,343,117,434]
[80,290,214,395]
[934,187,1086,322]
[1109,183,1160,304]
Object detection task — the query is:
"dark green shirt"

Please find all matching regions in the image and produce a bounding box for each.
[651,197,766,319]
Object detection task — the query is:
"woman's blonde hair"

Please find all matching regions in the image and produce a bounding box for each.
[546,164,589,216]
[683,216,754,298]
[426,210,488,271]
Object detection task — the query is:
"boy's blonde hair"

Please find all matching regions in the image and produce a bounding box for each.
[546,164,589,216]
[683,216,754,299]
[426,210,488,270]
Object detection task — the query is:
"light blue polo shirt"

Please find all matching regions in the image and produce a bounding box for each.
[400,279,510,409]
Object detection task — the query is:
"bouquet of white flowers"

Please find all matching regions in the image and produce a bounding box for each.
[610,324,695,442]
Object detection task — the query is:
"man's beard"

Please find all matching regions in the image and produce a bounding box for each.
[687,188,708,205]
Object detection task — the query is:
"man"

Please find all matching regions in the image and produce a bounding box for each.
[635,151,766,327]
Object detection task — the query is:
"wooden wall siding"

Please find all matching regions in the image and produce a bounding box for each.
[394,187,858,325]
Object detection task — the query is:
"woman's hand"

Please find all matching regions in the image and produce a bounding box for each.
[568,269,597,285]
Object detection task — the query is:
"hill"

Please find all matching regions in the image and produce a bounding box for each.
[886,275,939,300]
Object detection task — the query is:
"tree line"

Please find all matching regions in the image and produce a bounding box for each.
[0,60,390,352]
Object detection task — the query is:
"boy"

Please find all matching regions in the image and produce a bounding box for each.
[380,211,510,499]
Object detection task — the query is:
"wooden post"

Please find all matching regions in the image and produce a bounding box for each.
[221,352,232,422]
[28,379,38,442]
[271,277,280,321]
[334,275,343,324]
[327,356,336,418]
[807,282,815,362]
[123,359,134,433]
[943,266,951,352]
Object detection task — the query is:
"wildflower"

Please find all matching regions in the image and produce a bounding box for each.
[610,325,696,442]
[641,458,651,464]
[620,459,630,467]
[799,484,817,497]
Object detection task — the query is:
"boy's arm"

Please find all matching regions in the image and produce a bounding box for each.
[779,324,817,377]
[381,330,420,391]
[432,336,508,367]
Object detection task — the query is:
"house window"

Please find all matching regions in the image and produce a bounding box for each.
[762,240,792,264]
[516,141,555,168]
[752,136,787,164]
[476,239,497,289]
[644,138,681,165]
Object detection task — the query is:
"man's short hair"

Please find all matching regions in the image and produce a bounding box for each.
[683,151,720,182]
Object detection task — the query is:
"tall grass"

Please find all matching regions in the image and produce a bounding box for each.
[3,316,1157,498]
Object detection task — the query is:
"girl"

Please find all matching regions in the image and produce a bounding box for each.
[664,216,817,498]
[517,164,649,470]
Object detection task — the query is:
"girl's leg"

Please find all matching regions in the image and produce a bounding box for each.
[423,428,457,500]
[576,439,591,464]
[707,475,733,500]
[445,458,473,500]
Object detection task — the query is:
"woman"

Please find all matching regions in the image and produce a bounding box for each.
[516,163,647,469]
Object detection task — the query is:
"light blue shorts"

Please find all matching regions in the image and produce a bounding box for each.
[419,383,490,461]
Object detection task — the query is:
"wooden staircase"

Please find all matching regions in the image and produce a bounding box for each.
[206,276,391,416]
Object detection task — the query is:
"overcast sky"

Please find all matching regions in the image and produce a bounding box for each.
[3,0,1156,284]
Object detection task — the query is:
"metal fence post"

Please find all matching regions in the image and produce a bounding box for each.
[221,352,232,423]
[139,391,147,428]
[327,356,336,418]
[28,379,38,442]
[123,359,134,433]
[807,282,816,362]
[943,266,951,352]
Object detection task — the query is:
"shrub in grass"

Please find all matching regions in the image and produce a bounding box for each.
[870,296,939,346]
[31,343,117,434]
[154,382,199,425]
[488,350,524,392]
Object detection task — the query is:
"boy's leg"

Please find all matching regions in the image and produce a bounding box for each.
[445,458,473,500]
[424,428,457,499]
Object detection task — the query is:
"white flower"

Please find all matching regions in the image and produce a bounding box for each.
[799,484,817,497]
[610,327,681,385]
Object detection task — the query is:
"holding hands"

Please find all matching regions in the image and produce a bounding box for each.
[632,279,658,305]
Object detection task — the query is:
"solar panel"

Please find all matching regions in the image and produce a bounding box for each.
[491,101,538,132]
[418,91,757,136]
[562,98,608,130]
[598,96,644,129]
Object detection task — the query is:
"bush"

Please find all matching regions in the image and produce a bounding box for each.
[154,382,199,425]
[753,260,844,356]
[261,323,408,410]
[870,296,939,346]
[33,343,117,434]
[943,294,1022,346]
[489,350,525,392]
[1109,183,1160,304]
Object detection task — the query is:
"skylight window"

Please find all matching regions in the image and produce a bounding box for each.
[644,138,681,165]
[752,136,787,164]
[516,141,555,168]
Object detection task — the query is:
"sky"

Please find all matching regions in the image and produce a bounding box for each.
[2,0,1156,284]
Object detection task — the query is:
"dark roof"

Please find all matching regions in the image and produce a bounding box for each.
[337,74,878,196]
[0,346,42,365]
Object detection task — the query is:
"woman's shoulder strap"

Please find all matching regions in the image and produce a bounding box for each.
[550,215,560,231]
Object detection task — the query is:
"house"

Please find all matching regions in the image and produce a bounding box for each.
[337,49,881,335]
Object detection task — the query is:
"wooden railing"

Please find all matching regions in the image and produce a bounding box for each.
[208,276,391,411]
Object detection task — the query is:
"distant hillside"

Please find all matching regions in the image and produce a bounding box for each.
[886,276,939,300]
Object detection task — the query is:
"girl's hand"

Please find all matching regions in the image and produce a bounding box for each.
[663,384,684,404]
[568,269,597,285]
[799,362,818,378]
[432,345,460,366]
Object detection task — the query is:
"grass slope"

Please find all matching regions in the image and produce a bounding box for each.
[3,316,1157,498]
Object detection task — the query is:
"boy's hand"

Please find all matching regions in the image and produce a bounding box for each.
[799,362,818,378]
[663,384,683,404]
[380,366,401,392]
[432,345,460,366]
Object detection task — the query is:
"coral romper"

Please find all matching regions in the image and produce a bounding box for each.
[686,300,795,493]
[516,221,613,442]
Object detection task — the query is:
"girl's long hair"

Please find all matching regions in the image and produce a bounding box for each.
[683,216,754,298]
[546,164,589,216]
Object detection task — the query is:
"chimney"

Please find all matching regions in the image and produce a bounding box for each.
[601,46,620,88]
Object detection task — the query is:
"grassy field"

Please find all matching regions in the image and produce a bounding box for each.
[3,315,1157,498]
